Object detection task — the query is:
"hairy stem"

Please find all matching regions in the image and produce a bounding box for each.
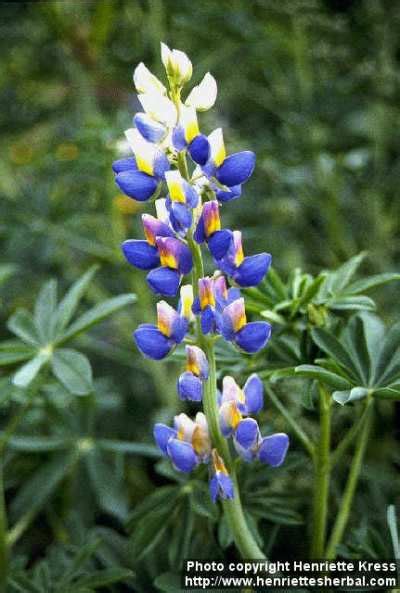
[171,84,265,559]
[325,401,373,559]
[311,384,331,558]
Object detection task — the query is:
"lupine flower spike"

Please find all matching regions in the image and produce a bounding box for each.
[115,43,289,506]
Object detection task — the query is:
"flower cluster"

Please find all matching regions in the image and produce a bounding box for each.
[115,43,289,502]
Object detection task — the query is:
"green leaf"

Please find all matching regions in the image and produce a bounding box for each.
[51,348,93,395]
[326,252,367,293]
[374,384,400,400]
[34,279,58,343]
[75,568,134,589]
[168,498,193,567]
[97,439,160,457]
[55,266,99,334]
[218,513,233,549]
[154,573,182,593]
[7,435,71,452]
[7,309,40,346]
[12,352,49,388]
[126,485,180,530]
[58,538,101,586]
[57,294,136,344]
[344,315,371,385]
[295,365,352,390]
[375,321,400,386]
[328,296,376,311]
[347,273,400,295]
[190,481,218,522]
[10,452,77,521]
[85,447,128,521]
[332,387,369,405]
[387,505,400,560]
[0,340,35,366]
[311,328,360,381]
[0,263,16,288]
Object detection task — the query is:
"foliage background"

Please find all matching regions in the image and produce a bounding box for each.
[0,0,399,591]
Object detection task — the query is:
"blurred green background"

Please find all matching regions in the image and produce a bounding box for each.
[0,0,399,586]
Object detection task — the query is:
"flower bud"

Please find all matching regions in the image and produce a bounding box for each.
[161,42,192,86]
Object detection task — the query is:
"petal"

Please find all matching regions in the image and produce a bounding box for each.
[147,267,181,297]
[194,212,206,244]
[216,184,242,203]
[243,374,264,415]
[185,72,217,111]
[138,92,177,127]
[208,230,233,260]
[209,473,234,502]
[234,253,272,287]
[179,285,194,320]
[235,321,271,353]
[153,151,170,179]
[157,300,181,337]
[154,423,176,455]
[142,213,174,246]
[216,151,256,186]
[121,240,160,270]
[235,418,260,450]
[133,62,166,95]
[201,306,215,334]
[258,433,289,467]
[115,170,158,201]
[156,237,193,275]
[172,125,187,151]
[186,345,209,379]
[169,316,188,344]
[207,128,226,168]
[133,324,172,360]
[169,202,192,234]
[189,134,210,166]
[198,277,215,309]
[112,157,137,174]
[202,201,221,238]
[177,371,203,402]
[167,438,197,472]
[134,112,167,143]
[221,298,246,338]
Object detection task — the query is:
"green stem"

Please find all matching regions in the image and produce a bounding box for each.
[171,86,265,560]
[0,465,8,592]
[330,403,370,468]
[0,390,35,590]
[325,401,373,559]
[264,385,315,461]
[311,385,331,558]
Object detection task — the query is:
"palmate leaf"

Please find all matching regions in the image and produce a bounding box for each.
[12,352,50,388]
[295,365,352,390]
[84,447,129,522]
[51,348,93,396]
[311,328,361,381]
[0,340,35,366]
[57,293,136,345]
[7,309,41,347]
[10,451,78,521]
[54,265,99,335]
[34,279,58,343]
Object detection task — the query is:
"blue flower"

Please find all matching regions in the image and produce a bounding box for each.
[113,129,170,202]
[172,106,210,166]
[154,412,211,472]
[221,298,271,353]
[209,449,234,502]
[194,200,233,260]
[217,231,271,288]
[134,289,191,360]
[202,128,255,189]
[177,345,209,402]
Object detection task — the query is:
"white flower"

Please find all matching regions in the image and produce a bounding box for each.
[161,42,192,85]
[133,62,166,95]
[208,128,226,167]
[124,128,158,175]
[186,72,217,111]
[138,92,177,127]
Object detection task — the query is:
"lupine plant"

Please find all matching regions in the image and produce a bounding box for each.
[114,43,290,560]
